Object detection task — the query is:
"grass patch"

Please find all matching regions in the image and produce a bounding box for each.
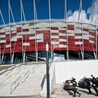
[0,66,11,71]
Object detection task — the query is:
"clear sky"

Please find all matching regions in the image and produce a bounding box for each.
[0,0,96,25]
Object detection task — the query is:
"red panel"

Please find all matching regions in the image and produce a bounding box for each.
[23,29,29,32]
[1,37,6,40]
[75,33,82,36]
[59,30,66,33]
[17,27,22,32]
[29,40,35,45]
[59,36,67,39]
[89,37,95,41]
[51,38,59,42]
[29,23,34,26]
[36,30,50,34]
[17,38,22,41]
[83,28,89,31]
[68,36,75,39]
[89,32,95,36]
[59,42,67,44]
[11,33,16,37]
[67,25,74,30]
[0,32,5,35]
[51,33,59,36]
[51,27,58,30]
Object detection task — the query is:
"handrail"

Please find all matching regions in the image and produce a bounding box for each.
[15,66,21,75]
[10,76,21,94]
[41,74,46,90]
[22,70,30,83]
[1,71,11,84]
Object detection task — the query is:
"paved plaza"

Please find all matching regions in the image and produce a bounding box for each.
[51,84,98,98]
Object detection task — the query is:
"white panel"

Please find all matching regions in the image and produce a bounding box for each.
[75,42,83,45]
[11,31,16,34]
[89,40,95,43]
[0,40,6,43]
[11,38,17,41]
[16,24,21,28]
[75,36,82,39]
[51,22,65,27]
[51,30,58,33]
[23,43,30,46]
[89,25,95,30]
[36,34,43,42]
[6,44,11,48]
[37,39,43,42]
[51,36,59,39]
[83,31,89,35]
[16,35,22,38]
[11,26,16,31]
[29,29,36,34]
[51,41,59,44]
[0,35,5,38]
[34,22,50,28]
[82,23,89,28]
[83,35,89,40]
[59,27,66,30]
[67,30,74,33]
[67,33,75,36]
[0,28,5,32]
[89,35,95,38]
[36,34,43,39]
[17,32,29,36]
[29,36,36,40]
[59,33,66,36]
[22,24,29,29]
[5,31,10,34]
[75,23,81,28]
[59,44,67,48]
[5,27,10,31]
[36,28,50,30]
[75,28,81,33]
[59,39,67,42]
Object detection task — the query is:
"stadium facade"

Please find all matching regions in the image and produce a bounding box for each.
[0,0,98,64]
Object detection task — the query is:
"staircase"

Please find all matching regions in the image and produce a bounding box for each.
[0,63,46,97]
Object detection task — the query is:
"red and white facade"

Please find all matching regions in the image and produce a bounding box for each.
[0,21,98,63]
[0,22,97,52]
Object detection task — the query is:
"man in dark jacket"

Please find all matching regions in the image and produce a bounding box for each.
[71,77,81,97]
[91,75,98,96]
[84,77,92,94]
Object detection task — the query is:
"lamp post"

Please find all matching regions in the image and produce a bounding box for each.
[46,43,50,98]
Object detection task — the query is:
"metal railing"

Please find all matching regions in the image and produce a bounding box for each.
[41,74,46,90]
[10,76,21,94]
[1,71,11,84]
[22,70,30,83]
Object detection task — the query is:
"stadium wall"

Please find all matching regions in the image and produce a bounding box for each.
[54,60,98,83]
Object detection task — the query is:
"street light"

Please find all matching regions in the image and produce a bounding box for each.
[46,43,50,98]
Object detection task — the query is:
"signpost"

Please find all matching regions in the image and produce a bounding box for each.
[46,43,50,98]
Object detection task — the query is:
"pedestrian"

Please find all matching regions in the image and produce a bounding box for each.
[91,75,98,96]
[71,77,81,97]
[84,76,92,94]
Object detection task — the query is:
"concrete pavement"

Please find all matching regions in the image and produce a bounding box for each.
[51,84,98,98]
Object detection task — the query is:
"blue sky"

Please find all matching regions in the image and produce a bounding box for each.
[0,0,95,25]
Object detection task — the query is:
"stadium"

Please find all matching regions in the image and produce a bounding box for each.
[1,0,98,97]
[0,0,98,64]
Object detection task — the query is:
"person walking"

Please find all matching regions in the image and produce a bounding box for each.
[84,76,92,94]
[71,77,81,97]
[91,75,98,96]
